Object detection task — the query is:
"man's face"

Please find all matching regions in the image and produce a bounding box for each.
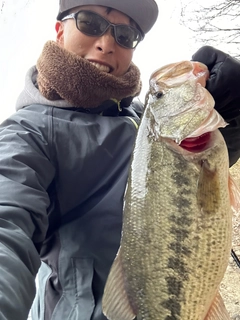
[55,5,135,77]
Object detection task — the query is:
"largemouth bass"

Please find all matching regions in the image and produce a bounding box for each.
[102,61,238,320]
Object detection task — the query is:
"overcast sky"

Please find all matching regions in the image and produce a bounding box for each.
[0,0,221,123]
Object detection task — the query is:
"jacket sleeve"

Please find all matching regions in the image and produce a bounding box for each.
[192,46,240,121]
[0,109,55,320]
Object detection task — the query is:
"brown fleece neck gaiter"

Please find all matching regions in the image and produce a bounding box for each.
[36,41,142,109]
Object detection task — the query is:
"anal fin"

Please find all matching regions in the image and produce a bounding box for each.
[204,291,230,320]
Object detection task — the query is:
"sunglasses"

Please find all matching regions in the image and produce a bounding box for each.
[61,10,143,49]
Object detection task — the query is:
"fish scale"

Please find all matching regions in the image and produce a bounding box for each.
[102,61,233,320]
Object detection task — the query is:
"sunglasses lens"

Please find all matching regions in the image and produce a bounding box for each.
[114,25,141,49]
[76,11,108,36]
[76,11,142,49]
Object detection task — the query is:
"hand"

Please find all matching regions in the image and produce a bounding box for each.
[192,46,240,121]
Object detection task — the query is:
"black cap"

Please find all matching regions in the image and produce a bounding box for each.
[57,0,158,35]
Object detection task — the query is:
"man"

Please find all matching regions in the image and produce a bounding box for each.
[0,0,240,319]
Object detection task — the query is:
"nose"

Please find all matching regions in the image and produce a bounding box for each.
[95,28,115,54]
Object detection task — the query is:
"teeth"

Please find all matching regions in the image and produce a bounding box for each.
[90,62,110,73]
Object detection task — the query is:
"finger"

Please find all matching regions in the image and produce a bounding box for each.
[192,46,228,71]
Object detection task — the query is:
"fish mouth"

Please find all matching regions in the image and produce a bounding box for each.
[179,132,211,152]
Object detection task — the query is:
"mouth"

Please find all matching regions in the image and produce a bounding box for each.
[179,132,211,152]
[89,60,113,73]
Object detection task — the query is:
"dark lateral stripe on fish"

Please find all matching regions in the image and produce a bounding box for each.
[168,242,192,257]
[161,297,181,319]
[169,215,193,228]
[162,164,195,318]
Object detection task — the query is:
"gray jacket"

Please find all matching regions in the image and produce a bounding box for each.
[0,67,142,320]
[0,66,240,320]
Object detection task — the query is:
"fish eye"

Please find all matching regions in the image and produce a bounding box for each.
[155,91,163,99]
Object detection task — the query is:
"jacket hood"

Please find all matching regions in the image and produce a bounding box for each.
[16,66,75,111]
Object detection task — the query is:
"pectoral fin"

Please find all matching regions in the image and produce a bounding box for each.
[204,291,230,320]
[102,248,136,320]
[228,173,240,213]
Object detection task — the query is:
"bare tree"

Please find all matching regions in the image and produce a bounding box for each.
[180,0,240,58]
[1,1,5,14]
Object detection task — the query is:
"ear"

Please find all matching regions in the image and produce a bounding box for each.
[55,21,64,45]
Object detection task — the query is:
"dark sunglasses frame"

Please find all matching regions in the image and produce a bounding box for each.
[61,10,143,49]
